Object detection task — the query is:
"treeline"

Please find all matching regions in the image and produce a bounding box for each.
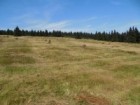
[0,26,140,43]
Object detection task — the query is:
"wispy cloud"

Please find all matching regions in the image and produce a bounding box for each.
[25,20,71,31]
[22,15,109,32]
[11,13,136,33]
[8,2,139,33]
[46,21,71,30]
[10,12,98,32]
[9,0,65,30]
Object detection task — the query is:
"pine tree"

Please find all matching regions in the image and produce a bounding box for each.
[126,27,137,43]
[14,26,21,36]
[134,27,140,43]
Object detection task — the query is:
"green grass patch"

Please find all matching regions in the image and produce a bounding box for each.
[0,55,35,65]
[3,66,36,74]
[0,44,32,54]
[0,80,10,91]
[6,47,31,54]
[0,83,30,105]
[94,60,110,67]
[45,50,81,62]
[45,73,114,97]
[0,40,34,65]
[113,64,140,78]
[116,49,138,55]
[122,87,140,105]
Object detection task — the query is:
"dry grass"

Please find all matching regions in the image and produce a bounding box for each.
[0,36,140,105]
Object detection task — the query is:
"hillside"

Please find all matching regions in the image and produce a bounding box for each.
[0,36,140,105]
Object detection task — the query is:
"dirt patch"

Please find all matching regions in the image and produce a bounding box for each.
[75,92,110,105]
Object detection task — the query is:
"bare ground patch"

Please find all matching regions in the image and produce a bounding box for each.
[75,92,110,105]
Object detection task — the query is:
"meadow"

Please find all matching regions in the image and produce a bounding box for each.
[0,35,140,105]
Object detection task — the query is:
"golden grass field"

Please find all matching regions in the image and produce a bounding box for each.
[0,35,140,105]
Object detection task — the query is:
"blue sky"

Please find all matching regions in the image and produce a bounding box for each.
[0,0,140,32]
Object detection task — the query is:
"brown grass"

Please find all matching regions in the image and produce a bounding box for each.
[0,36,140,105]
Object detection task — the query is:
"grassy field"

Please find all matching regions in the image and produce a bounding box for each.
[0,35,140,105]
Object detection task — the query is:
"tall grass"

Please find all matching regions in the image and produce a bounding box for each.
[0,36,140,105]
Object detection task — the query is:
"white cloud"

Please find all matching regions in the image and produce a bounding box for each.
[25,20,71,31]
[9,0,64,29]
[46,21,71,30]
[10,7,139,33]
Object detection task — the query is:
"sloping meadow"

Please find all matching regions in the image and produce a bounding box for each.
[0,36,140,105]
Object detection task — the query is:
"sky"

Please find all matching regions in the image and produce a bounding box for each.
[0,0,140,33]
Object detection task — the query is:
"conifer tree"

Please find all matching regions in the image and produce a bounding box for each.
[14,26,21,36]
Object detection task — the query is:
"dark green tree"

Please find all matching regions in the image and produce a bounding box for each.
[14,26,21,36]
[134,27,140,43]
[126,27,137,43]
